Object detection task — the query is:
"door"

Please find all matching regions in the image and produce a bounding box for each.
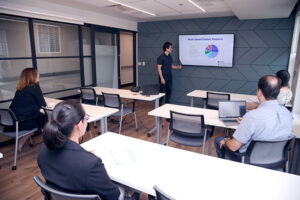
[93,29,119,88]
[120,31,134,87]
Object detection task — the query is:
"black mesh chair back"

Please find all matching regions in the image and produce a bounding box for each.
[102,92,122,109]
[168,111,211,154]
[223,136,293,172]
[153,185,175,200]
[33,176,101,200]
[206,92,230,110]
[42,107,53,123]
[170,111,204,136]
[244,136,293,170]
[80,88,98,105]
[0,109,16,127]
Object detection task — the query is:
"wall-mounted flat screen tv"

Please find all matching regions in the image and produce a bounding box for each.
[179,34,234,67]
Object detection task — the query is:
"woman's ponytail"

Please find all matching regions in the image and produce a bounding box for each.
[42,100,85,150]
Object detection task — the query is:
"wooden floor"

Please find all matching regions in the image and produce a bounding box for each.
[0,100,226,200]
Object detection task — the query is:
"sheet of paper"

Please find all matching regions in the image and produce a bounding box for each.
[109,148,136,166]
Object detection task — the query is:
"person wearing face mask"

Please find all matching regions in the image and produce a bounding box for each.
[9,68,46,152]
[38,100,121,200]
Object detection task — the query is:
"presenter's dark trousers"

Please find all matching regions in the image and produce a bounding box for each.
[159,77,172,105]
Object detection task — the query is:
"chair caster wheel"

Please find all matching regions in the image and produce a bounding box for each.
[97,132,101,135]
[94,126,97,128]
[136,129,138,132]
[147,133,151,137]
[12,166,17,170]
[29,143,34,148]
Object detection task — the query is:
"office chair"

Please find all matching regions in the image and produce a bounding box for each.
[153,185,175,200]
[222,136,294,172]
[0,109,38,170]
[206,92,230,110]
[205,92,231,137]
[80,87,101,106]
[167,111,213,154]
[33,176,101,200]
[102,92,138,134]
[80,87,102,135]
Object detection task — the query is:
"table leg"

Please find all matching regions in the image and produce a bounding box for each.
[101,118,106,134]
[157,117,162,144]
[148,99,159,135]
[190,97,194,107]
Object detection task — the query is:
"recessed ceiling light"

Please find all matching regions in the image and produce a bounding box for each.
[188,0,207,12]
[108,0,156,16]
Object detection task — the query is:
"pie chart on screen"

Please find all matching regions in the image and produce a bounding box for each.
[205,44,218,58]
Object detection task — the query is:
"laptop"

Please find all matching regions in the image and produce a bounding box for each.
[218,101,246,124]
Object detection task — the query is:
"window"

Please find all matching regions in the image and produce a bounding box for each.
[37,24,60,53]
[0,30,9,57]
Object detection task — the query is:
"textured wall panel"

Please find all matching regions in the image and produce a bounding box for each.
[138,15,294,105]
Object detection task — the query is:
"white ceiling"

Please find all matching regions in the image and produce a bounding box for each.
[36,0,299,22]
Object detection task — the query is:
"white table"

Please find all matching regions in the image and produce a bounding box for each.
[148,103,238,144]
[292,114,300,139]
[81,132,300,200]
[45,97,118,133]
[291,114,300,174]
[93,87,165,134]
[187,89,258,106]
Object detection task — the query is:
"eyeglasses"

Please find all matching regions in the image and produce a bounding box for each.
[84,114,90,121]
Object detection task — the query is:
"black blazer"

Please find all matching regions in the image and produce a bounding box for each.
[38,140,120,200]
[10,83,46,130]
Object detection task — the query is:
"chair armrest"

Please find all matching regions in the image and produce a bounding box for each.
[221,144,245,159]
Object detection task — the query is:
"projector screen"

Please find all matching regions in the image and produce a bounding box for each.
[179,34,234,67]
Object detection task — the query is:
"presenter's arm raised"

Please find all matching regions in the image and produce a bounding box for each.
[172,64,182,69]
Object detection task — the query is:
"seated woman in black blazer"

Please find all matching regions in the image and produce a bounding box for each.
[38,100,121,200]
[9,68,46,151]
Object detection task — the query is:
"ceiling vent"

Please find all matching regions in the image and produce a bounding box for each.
[106,4,150,17]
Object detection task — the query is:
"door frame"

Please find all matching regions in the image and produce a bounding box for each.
[90,24,136,88]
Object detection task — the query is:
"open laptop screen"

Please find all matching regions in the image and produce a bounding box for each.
[218,101,246,119]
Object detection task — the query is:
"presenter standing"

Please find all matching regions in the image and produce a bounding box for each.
[157,42,182,104]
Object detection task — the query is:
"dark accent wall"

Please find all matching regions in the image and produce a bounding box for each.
[138,15,295,105]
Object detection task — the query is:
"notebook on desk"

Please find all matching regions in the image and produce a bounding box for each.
[218,101,246,125]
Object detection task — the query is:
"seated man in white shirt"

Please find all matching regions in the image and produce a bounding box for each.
[214,75,293,162]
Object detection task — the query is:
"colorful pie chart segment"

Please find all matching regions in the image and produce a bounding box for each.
[205,44,218,58]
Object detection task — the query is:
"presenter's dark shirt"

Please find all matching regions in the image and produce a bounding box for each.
[157,53,173,81]
[9,83,46,130]
[38,140,120,200]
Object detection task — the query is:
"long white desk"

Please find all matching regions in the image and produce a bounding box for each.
[81,132,300,200]
[45,97,118,133]
[148,103,238,144]
[93,87,165,134]
[187,89,258,106]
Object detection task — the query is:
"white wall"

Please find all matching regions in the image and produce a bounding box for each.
[0,0,137,31]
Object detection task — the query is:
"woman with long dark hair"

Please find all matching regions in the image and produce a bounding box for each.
[38,100,120,200]
[9,68,46,151]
